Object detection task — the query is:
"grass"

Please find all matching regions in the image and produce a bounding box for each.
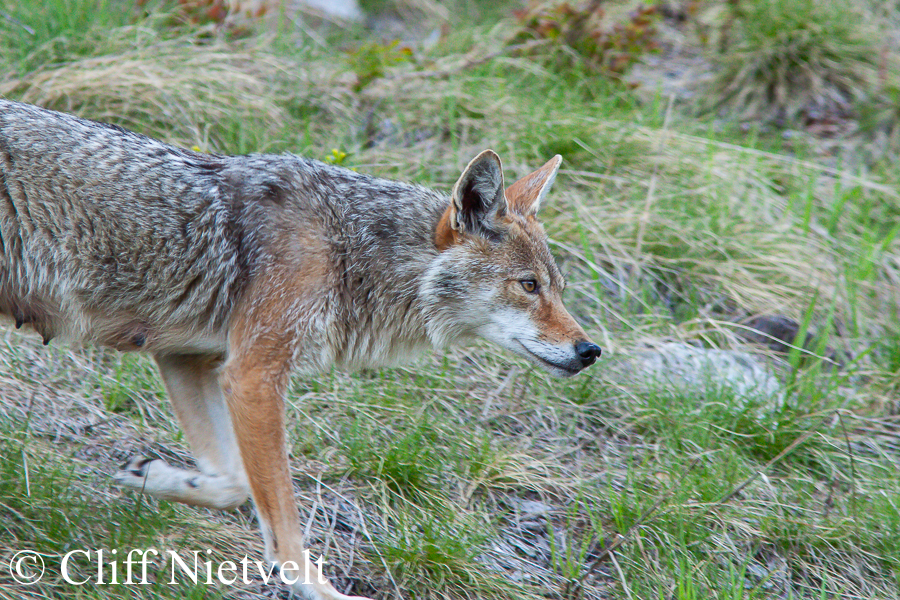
[708,0,882,123]
[1,0,900,599]
[0,0,139,71]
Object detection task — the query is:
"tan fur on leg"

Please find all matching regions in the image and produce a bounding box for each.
[223,324,371,600]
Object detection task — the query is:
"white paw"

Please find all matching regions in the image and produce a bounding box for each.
[114,456,248,509]
[114,456,162,490]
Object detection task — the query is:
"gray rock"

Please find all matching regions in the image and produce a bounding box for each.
[632,342,784,408]
[299,0,362,21]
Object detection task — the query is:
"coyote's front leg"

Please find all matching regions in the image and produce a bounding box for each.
[221,345,372,600]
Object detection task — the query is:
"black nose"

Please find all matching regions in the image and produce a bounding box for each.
[575,341,602,368]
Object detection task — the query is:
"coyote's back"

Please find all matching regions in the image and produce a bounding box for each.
[0,100,257,350]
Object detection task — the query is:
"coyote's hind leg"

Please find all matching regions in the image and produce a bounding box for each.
[115,353,250,510]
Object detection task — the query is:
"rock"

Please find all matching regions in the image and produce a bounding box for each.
[632,341,783,407]
[515,499,553,520]
[299,0,363,22]
[741,314,842,366]
[741,315,806,354]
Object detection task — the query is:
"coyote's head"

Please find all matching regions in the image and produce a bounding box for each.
[422,150,601,377]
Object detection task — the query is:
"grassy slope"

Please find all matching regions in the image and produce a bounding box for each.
[1,1,899,599]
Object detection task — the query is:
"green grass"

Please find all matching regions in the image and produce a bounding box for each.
[0,418,225,599]
[2,0,900,599]
[0,0,138,71]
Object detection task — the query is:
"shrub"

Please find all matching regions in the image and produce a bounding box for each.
[511,0,660,78]
[708,0,882,122]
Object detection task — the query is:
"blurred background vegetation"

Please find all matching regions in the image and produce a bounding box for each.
[1,1,900,599]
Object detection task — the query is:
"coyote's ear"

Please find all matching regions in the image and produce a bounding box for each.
[505,155,562,216]
[448,149,507,239]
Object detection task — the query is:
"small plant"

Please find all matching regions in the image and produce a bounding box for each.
[168,0,231,25]
[323,147,348,165]
[343,417,444,502]
[857,79,900,161]
[140,0,268,36]
[345,39,414,92]
[0,0,135,71]
[547,497,600,585]
[511,0,660,77]
[375,508,501,598]
[99,354,162,416]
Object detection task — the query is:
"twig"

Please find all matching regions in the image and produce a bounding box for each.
[609,551,634,600]
[707,318,836,363]
[22,449,30,497]
[696,410,835,520]
[575,411,832,596]
[0,10,35,35]
[838,412,858,518]
[308,475,403,600]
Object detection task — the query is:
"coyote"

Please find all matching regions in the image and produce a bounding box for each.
[0,99,601,600]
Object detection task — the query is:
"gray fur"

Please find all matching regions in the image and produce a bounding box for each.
[0,99,452,362]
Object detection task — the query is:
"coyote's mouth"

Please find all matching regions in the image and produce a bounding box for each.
[515,339,581,375]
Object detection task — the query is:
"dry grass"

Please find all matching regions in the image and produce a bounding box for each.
[0,38,299,149]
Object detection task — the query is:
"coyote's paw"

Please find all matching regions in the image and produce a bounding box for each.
[114,456,248,509]
[114,456,156,488]
[268,560,373,600]
[288,578,374,600]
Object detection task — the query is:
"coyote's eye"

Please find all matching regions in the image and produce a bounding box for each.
[520,279,539,294]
